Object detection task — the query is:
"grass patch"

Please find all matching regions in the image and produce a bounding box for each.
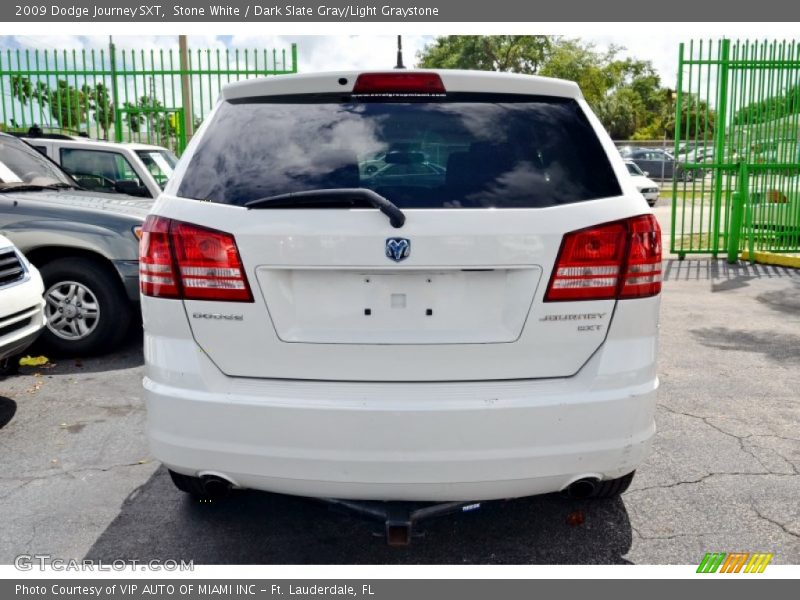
[674,233,727,252]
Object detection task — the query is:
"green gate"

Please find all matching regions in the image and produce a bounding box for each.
[672,39,800,262]
[0,42,298,154]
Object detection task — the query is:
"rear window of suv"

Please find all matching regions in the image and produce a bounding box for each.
[177,93,621,209]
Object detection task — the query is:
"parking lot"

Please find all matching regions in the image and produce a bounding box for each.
[1,201,798,565]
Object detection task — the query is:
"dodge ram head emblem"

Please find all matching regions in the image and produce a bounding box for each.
[385,238,411,262]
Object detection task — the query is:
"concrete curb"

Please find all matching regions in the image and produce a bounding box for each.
[740,250,800,268]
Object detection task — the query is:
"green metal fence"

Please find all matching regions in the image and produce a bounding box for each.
[672,39,800,262]
[0,42,298,154]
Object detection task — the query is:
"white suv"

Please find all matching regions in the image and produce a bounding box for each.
[23,136,177,199]
[142,71,661,507]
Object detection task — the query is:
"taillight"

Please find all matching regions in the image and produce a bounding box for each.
[139,215,179,299]
[619,215,662,299]
[139,216,253,302]
[352,72,446,94]
[545,215,661,302]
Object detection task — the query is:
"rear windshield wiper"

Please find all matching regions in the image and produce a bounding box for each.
[245,188,406,229]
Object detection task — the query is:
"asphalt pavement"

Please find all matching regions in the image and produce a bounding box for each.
[1,200,798,564]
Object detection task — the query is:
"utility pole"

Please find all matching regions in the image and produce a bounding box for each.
[178,35,194,141]
[109,36,122,142]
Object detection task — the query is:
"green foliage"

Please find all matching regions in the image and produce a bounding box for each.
[536,39,622,106]
[732,84,800,126]
[416,35,706,140]
[417,35,552,74]
[11,75,87,130]
[667,94,714,139]
[82,82,115,140]
[595,88,641,139]
[10,76,121,137]
[123,96,177,142]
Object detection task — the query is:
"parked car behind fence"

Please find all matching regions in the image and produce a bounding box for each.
[627,148,701,181]
[625,160,660,206]
[20,131,177,199]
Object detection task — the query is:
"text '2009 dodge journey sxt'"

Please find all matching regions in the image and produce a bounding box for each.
[141,70,661,509]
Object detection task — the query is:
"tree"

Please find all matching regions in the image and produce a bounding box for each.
[666,94,714,139]
[537,40,674,136]
[415,35,689,140]
[537,39,622,107]
[11,75,87,131]
[83,82,115,140]
[595,88,640,139]
[49,80,87,131]
[123,96,177,143]
[417,36,552,74]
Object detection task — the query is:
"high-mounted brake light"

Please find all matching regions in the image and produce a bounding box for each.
[545,214,661,302]
[139,216,253,302]
[352,72,446,94]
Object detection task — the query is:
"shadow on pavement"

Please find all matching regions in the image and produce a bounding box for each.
[21,323,144,375]
[755,281,800,315]
[85,466,633,565]
[0,396,17,429]
[690,326,800,364]
[663,258,800,285]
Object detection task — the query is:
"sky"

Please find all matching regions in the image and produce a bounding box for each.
[2,31,799,131]
[5,29,800,90]
[2,34,687,87]
[0,33,731,135]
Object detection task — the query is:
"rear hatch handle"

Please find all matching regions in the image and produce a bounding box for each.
[244,188,406,228]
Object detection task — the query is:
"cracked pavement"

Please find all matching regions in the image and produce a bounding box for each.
[0,202,798,564]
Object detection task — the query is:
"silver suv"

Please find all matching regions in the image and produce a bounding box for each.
[0,133,149,355]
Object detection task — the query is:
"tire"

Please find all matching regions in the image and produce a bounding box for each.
[0,355,20,378]
[38,257,132,356]
[591,471,636,499]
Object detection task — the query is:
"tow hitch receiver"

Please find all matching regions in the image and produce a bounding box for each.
[322,499,483,546]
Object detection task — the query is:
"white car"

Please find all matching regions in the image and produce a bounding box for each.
[23,135,177,200]
[0,234,45,375]
[625,160,660,206]
[142,71,661,514]
[748,173,800,233]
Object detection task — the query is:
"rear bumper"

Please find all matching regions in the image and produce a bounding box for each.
[112,259,140,302]
[147,374,656,501]
[144,298,659,502]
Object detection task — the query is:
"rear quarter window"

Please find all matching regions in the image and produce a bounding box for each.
[177,93,621,209]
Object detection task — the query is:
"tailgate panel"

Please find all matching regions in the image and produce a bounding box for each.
[169,203,630,382]
[257,267,541,344]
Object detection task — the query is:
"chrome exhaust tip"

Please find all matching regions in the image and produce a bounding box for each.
[564,477,599,499]
[199,474,233,498]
